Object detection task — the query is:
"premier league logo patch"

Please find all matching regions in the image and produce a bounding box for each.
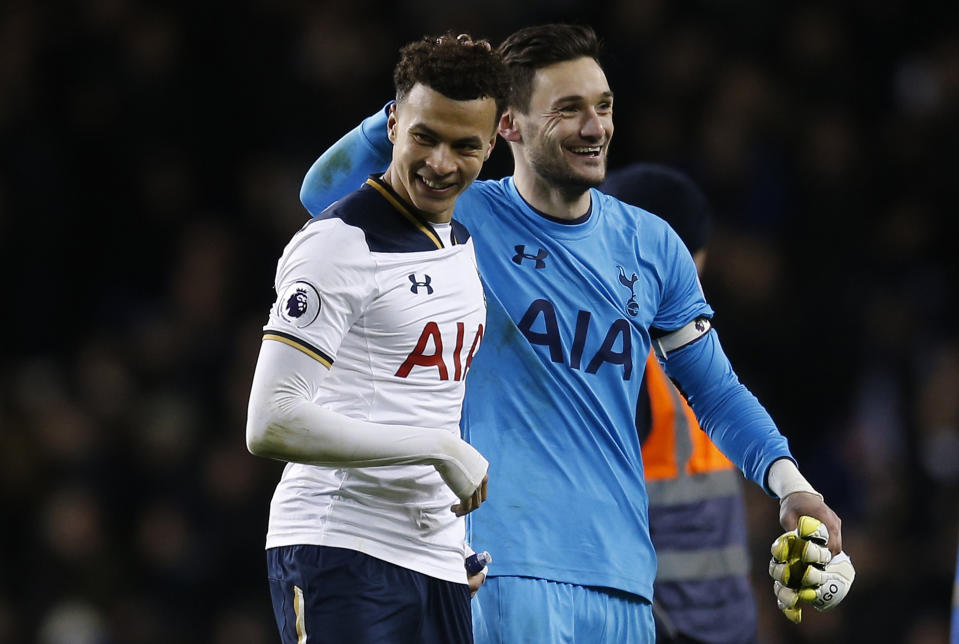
[278,281,321,327]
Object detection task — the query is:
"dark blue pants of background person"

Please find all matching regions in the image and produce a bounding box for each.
[267,544,473,644]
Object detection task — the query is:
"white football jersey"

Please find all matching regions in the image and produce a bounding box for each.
[262,177,486,583]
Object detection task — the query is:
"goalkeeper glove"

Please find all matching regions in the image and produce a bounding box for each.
[768,515,855,623]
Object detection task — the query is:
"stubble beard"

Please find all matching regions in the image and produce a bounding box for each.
[526,138,607,198]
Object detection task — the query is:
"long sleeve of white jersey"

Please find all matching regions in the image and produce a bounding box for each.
[246,339,488,500]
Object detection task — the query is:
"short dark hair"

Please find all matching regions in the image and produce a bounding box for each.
[601,163,713,254]
[393,32,509,119]
[496,24,603,113]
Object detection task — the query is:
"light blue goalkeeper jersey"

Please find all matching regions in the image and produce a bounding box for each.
[456,179,710,599]
[300,107,794,601]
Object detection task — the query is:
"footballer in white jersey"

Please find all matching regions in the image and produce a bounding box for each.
[261,176,486,582]
[248,34,506,642]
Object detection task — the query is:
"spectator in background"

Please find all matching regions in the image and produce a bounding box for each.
[602,163,758,644]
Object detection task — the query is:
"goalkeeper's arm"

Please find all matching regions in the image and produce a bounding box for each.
[658,324,843,552]
[659,326,792,492]
[657,322,852,622]
[300,103,392,216]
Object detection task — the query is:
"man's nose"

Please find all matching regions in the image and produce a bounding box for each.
[426,145,456,175]
[581,108,605,140]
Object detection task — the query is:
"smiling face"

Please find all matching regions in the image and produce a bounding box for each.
[384,83,498,223]
[514,57,614,193]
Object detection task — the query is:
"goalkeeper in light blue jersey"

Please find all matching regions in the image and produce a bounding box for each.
[298,23,849,643]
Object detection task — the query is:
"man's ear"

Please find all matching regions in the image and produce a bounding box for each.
[498,110,521,143]
[387,103,398,143]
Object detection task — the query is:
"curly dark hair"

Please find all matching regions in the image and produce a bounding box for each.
[496,24,603,113]
[393,32,509,121]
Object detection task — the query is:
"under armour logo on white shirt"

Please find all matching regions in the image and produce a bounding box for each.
[408,274,434,295]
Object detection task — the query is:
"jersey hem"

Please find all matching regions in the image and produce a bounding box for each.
[265,533,468,585]
[483,564,654,602]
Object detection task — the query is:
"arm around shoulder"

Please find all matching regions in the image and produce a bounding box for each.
[300,103,394,215]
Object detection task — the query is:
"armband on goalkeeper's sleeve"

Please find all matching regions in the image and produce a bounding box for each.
[651,317,711,360]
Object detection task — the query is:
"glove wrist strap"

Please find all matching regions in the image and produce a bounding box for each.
[768,458,822,501]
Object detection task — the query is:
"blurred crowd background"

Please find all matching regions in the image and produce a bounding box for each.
[1,1,957,642]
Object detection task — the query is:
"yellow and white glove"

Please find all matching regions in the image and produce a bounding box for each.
[768,515,855,623]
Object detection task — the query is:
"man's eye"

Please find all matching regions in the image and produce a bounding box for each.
[412,133,433,144]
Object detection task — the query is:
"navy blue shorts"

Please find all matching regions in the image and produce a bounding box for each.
[267,545,473,644]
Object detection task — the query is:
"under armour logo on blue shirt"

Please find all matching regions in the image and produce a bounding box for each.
[617,266,640,316]
[409,274,434,295]
[512,245,548,269]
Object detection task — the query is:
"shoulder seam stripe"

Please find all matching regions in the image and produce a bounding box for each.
[365,178,443,250]
[263,332,333,368]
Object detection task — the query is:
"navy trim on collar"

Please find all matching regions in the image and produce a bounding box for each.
[311,175,472,253]
[517,190,593,225]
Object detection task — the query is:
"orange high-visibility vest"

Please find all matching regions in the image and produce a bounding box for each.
[641,351,735,480]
